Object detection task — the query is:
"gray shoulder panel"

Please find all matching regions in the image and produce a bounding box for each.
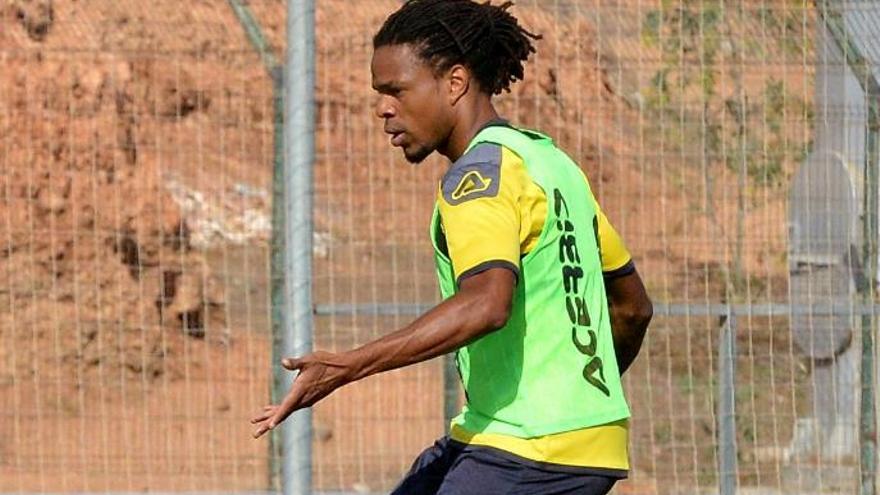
[441,143,502,206]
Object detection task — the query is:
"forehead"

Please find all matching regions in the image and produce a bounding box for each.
[371,44,435,87]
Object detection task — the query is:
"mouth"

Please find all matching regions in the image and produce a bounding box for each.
[388,130,405,147]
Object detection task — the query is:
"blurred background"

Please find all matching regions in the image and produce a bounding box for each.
[1,0,878,493]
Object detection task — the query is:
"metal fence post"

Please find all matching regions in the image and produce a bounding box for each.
[285,1,316,494]
[270,68,286,491]
[223,1,288,490]
[718,312,738,495]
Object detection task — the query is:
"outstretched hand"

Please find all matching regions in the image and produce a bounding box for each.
[250,350,353,439]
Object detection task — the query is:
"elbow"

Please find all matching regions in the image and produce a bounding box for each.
[456,297,509,347]
[618,297,653,331]
[457,268,517,336]
[475,290,512,332]
[483,303,511,332]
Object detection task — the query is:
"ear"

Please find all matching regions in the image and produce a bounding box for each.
[446,64,470,106]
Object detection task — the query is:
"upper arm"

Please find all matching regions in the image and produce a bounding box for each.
[604,268,652,319]
[458,267,517,328]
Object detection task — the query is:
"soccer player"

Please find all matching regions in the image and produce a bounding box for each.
[251,1,653,493]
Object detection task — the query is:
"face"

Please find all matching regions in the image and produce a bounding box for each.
[371,44,454,163]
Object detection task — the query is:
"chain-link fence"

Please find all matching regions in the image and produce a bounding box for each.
[2,1,879,494]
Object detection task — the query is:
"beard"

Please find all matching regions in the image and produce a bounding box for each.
[402,143,433,164]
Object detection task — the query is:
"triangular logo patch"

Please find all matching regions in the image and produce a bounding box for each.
[451,171,493,201]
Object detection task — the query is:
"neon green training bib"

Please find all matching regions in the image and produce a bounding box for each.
[431,125,630,438]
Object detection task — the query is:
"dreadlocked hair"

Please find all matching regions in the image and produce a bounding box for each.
[373,0,541,95]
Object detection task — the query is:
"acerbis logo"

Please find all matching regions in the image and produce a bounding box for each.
[451,170,493,201]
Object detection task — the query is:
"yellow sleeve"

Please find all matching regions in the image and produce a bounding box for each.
[437,143,521,283]
[594,198,632,272]
[583,171,634,276]
[568,170,634,277]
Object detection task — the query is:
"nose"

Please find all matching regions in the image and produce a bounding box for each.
[374,95,396,120]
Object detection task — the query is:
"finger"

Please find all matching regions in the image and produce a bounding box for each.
[252,422,272,439]
[267,402,297,430]
[281,357,302,370]
[250,409,275,424]
[267,383,307,429]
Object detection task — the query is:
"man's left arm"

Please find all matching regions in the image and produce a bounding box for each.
[605,269,652,375]
[589,190,652,374]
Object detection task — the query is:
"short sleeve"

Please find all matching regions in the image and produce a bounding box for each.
[437,143,521,284]
[575,168,634,278]
[593,197,635,278]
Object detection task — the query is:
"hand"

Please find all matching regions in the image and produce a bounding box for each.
[250,350,353,439]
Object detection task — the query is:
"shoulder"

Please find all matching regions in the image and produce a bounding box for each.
[440,143,505,205]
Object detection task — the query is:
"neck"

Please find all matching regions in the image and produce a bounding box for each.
[438,98,499,162]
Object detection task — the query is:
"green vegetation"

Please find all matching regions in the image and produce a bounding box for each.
[640,0,813,188]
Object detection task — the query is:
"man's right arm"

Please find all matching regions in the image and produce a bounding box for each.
[249,267,516,439]
[605,269,652,375]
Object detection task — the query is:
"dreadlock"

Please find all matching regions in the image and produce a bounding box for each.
[373,0,541,95]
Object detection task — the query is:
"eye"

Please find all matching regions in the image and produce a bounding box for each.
[374,84,404,98]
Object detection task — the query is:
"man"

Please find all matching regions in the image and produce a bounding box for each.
[251,1,653,493]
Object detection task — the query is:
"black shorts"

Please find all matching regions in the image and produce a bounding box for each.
[391,436,620,495]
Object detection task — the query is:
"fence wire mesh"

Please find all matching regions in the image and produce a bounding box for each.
[0,0,282,491]
[2,0,879,494]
